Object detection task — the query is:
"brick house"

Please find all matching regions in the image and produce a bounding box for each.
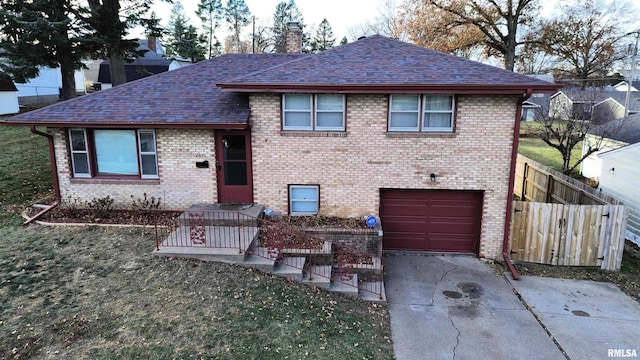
[3,34,559,260]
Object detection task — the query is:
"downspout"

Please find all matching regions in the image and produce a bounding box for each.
[502,89,533,280]
[25,126,61,224]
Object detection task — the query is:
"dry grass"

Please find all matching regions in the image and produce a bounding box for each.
[0,225,393,359]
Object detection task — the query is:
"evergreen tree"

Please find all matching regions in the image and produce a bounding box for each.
[271,0,309,53]
[339,36,348,46]
[0,0,96,99]
[196,0,223,58]
[223,0,251,53]
[167,2,206,62]
[311,18,335,52]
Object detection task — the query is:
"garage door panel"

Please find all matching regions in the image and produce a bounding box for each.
[381,189,482,253]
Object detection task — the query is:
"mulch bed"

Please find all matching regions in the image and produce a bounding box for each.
[264,215,369,229]
[33,207,182,226]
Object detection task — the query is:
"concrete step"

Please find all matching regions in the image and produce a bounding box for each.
[302,265,332,290]
[153,246,247,263]
[244,247,276,272]
[342,256,383,275]
[273,256,306,281]
[329,273,359,297]
[359,281,387,303]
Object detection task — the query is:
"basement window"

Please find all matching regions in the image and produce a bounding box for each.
[289,185,320,215]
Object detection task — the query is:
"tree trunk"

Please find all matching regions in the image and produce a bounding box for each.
[108,51,127,86]
[60,64,77,100]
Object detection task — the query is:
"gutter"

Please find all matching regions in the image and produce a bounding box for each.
[502,89,533,280]
[25,126,61,224]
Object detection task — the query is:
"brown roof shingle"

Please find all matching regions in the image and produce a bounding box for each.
[218,35,561,94]
[4,54,304,127]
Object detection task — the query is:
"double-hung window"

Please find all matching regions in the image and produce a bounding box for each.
[68,129,158,179]
[389,95,455,132]
[283,94,345,131]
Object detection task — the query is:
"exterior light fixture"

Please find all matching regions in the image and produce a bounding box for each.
[430,173,436,182]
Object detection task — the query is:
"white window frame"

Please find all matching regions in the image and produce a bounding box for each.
[138,129,159,179]
[282,94,346,131]
[283,94,313,130]
[67,128,159,179]
[388,95,455,132]
[388,95,420,132]
[422,95,455,132]
[289,185,320,215]
[69,128,90,178]
[314,94,346,131]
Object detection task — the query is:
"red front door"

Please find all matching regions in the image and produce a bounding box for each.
[215,130,253,203]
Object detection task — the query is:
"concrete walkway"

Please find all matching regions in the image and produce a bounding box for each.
[384,253,564,360]
[509,276,640,360]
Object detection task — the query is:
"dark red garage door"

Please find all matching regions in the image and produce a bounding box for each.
[380,189,483,253]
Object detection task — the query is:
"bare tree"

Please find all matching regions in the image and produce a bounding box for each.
[397,0,538,71]
[348,0,406,40]
[534,90,624,174]
[539,0,631,90]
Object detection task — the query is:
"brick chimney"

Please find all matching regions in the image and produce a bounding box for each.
[285,22,302,53]
[147,35,157,53]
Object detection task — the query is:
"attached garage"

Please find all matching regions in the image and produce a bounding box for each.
[380,189,483,253]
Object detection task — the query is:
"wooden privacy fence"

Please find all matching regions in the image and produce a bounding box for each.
[514,154,621,205]
[510,155,628,271]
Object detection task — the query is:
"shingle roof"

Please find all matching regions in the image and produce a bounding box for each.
[218,35,561,93]
[559,89,640,112]
[589,113,640,144]
[4,54,304,127]
[0,72,17,92]
[97,51,174,83]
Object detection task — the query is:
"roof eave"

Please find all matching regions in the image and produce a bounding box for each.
[216,83,563,94]
[0,120,249,130]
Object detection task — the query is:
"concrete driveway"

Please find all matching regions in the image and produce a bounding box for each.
[509,276,640,360]
[384,253,564,360]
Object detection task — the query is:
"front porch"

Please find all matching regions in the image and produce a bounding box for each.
[153,204,386,302]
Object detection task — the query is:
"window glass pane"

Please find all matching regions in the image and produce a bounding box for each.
[317,95,343,111]
[72,153,89,174]
[390,112,419,128]
[94,130,138,175]
[284,112,312,127]
[290,185,319,214]
[424,96,453,111]
[70,130,86,151]
[284,95,311,110]
[141,154,157,176]
[424,113,452,128]
[222,135,246,161]
[316,112,344,128]
[291,186,317,200]
[291,200,318,213]
[391,95,419,111]
[224,162,247,185]
[139,132,155,152]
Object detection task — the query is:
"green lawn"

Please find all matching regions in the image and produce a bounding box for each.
[0,124,394,359]
[0,123,53,226]
[517,137,583,173]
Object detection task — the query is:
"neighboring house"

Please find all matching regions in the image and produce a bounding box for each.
[580,114,640,179]
[549,89,640,120]
[612,80,639,92]
[597,142,640,244]
[3,33,560,260]
[97,37,182,90]
[0,72,19,115]
[1,66,86,105]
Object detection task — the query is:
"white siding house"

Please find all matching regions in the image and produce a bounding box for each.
[14,67,85,105]
[0,73,19,115]
[598,143,640,245]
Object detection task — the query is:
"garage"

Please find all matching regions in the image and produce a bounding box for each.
[380,189,483,253]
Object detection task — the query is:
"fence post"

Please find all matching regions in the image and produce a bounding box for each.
[154,210,159,251]
[237,212,242,254]
[521,162,528,200]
